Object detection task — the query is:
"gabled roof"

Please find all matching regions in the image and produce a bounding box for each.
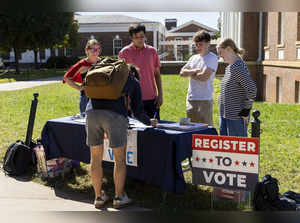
[75,15,158,24]
[168,20,218,33]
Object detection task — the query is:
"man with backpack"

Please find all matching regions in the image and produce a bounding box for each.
[84,62,156,209]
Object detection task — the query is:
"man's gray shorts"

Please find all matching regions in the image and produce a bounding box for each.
[86,109,128,148]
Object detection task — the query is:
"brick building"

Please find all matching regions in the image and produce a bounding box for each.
[220,12,300,104]
[161,19,218,61]
[72,15,165,57]
[1,14,218,68]
[263,12,300,104]
[220,12,264,101]
[0,14,166,66]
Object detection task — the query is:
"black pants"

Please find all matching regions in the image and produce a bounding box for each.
[127,99,160,120]
[143,99,160,120]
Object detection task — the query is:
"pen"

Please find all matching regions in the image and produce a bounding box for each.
[153,111,158,119]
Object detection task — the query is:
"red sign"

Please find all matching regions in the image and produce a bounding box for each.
[192,134,259,155]
[192,134,260,191]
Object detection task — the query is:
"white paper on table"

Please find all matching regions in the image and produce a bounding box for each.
[156,122,208,131]
[72,117,86,123]
[128,117,153,128]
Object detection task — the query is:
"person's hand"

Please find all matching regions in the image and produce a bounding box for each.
[78,85,84,91]
[179,72,190,77]
[155,94,163,108]
[242,116,249,125]
[194,68,202,74]
[150,118,158,127]
[238,108,251,125]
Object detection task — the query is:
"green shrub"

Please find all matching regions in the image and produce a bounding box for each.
[45,56,79,69]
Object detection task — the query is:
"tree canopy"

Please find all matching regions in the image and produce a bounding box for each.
[0,12,79,73]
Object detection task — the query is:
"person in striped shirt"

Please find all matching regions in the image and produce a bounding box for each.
[217,38,257,137]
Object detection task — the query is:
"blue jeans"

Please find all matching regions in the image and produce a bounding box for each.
[79,92,89,116]
[219,117,248,137]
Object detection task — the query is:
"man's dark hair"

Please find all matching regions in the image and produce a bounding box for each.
[193,30,211,43]
[129,24,146,37]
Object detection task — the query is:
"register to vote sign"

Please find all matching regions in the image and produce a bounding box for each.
[192,135,259,191]
[102,130,138,167]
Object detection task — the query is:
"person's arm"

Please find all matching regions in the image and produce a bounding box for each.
[180,66,202,77]
[232,64,257,117]
[154,67,163,108]
[63,66,90,91]
[64,77,83,91]
[191,55,218,81]
[179,57,201,77]
[127,76,151,125]
[191,66,215,81]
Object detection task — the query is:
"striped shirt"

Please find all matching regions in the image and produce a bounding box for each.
[219,59,257,120]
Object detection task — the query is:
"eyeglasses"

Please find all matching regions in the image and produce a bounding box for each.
[89,47,101,53]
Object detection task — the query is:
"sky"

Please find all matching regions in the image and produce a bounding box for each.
[77,12,220,30]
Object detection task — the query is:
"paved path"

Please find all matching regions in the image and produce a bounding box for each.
[0,77,150,211]
[0,170,149,211]
[0,76,61,92]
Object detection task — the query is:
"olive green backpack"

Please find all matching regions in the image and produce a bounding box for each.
[83,57,129,99]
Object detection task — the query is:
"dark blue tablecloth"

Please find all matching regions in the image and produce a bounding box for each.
[41,116,218,194]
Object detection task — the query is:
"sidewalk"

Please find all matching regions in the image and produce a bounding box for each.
[0,77,150,211]
[0,76,61,92]
[0,170,149,211]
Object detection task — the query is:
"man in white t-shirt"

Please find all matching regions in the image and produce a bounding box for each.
[180,30,218,126]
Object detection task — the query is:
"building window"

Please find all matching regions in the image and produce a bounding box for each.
[297,13,300,41]
[276,76,282,103]
[66,48,72,57]
[177,53,183,61]
[295,81,300,103]
[113,35,122,56]
[177,44,184,51]
[265,50,269,60]
[263,74,267,101]
[264,12,268,46]
[297,48,300,59]
[278,49,284,59]
[278,12,284,45]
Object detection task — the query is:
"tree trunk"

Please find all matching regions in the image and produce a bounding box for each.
[13,47,20,74]
[33,49,39,69]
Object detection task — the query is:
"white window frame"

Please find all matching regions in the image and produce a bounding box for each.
[264,50,269,60]
[278,50,284,60]
[113,36,123,56]
[297,48,300,60]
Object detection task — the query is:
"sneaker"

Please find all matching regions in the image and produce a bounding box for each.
[94,191,109,209]
[113,192,133,209]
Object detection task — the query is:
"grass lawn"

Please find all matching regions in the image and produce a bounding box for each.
[0,69,66,83]
[0,74,299,211]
